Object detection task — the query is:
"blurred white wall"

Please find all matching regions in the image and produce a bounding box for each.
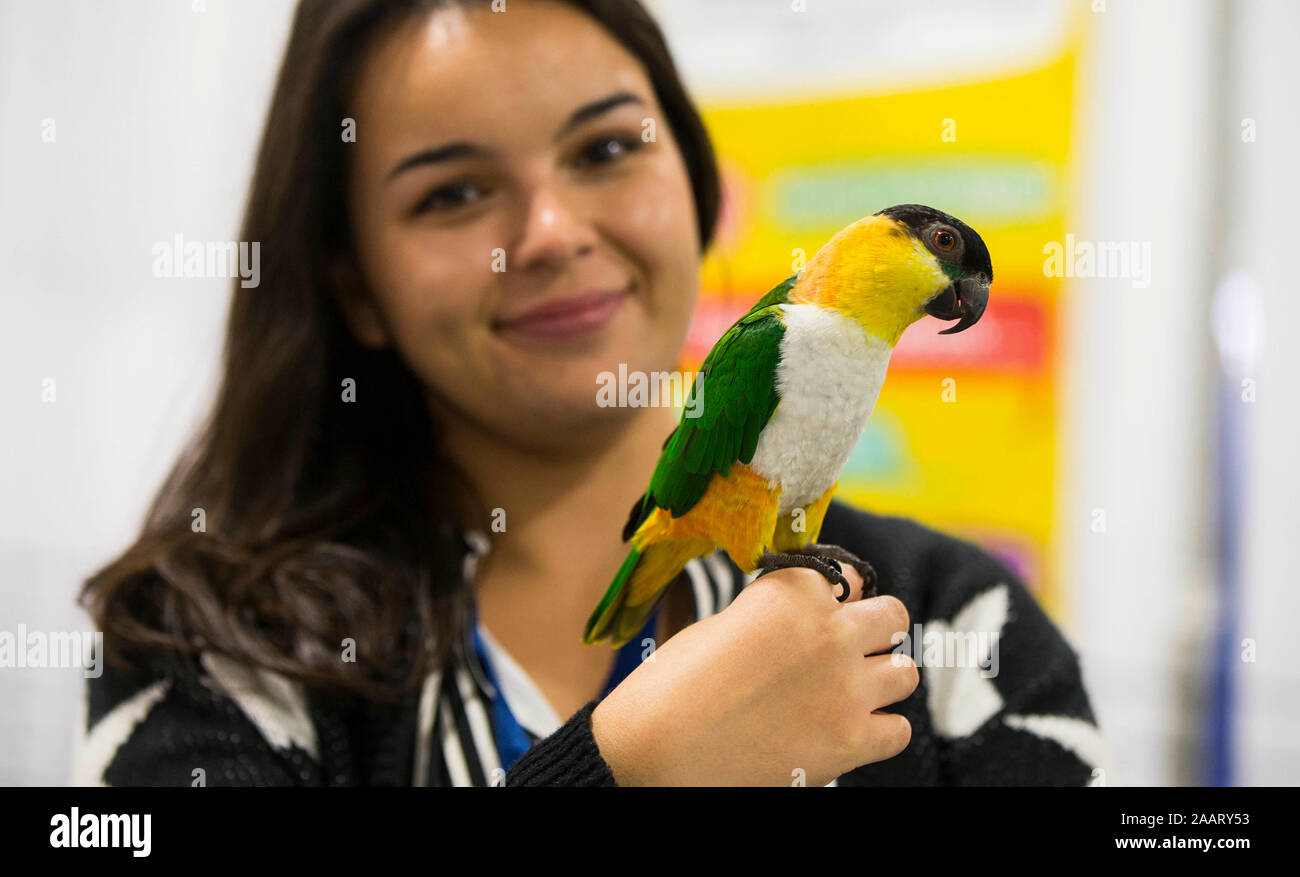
[0,0,1295,786]
[0,0,295,784]
[1063,0,1222,787]
[1223,0,1300,786]
[1063,0,1300,787]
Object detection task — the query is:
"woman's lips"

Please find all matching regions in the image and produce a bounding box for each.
[493,287,629,339]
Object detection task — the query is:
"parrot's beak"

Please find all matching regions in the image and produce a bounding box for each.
[924,275,989,335]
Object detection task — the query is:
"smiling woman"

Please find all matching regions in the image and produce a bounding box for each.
[76,0,1100,788]
[336,4,705,450]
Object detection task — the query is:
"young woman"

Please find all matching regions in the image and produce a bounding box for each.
[77,0,1101,787]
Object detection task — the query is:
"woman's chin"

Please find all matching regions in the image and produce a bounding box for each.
[483,316,681,438]
[506,385,636,429]
[493,343,665,411]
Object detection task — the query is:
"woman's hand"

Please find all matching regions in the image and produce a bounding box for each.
[590,558,917,786]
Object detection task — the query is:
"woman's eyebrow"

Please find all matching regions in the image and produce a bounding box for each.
[387,141,491,181]
[552,90,644,142]
[386,91,645,182]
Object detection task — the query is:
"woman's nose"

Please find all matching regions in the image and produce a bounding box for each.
[512,183,597,270]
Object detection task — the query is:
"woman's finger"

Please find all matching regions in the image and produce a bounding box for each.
[843,594,911,655]
[862,652,920,709]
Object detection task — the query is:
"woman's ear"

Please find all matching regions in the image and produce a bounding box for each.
[329,253,390,350]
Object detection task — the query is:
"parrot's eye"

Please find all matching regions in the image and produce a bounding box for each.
[925,223,964,259]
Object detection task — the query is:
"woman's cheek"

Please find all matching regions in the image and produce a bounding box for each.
[611,162,695,244]
[380,267,486,396]
[611,161,700,336]
[621,159,699,269]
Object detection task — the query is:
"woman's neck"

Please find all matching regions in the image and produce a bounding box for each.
[438,403,680,604]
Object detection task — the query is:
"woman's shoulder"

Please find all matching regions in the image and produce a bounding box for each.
[78,644,343,786]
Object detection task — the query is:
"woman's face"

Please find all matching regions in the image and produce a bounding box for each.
[340,0,702,451]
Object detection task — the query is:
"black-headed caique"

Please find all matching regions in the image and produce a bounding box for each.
[583,204,993,647]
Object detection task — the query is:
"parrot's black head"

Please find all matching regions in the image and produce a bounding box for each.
[875,204,993,334]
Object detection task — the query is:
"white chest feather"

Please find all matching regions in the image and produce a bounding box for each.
[748,304,892,515]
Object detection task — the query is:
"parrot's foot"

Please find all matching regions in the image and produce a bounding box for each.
[754,545,878,601]
[753,552,851,601]
[788,544,878,598]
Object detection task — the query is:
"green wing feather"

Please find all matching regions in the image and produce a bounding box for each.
[621,274,796,540]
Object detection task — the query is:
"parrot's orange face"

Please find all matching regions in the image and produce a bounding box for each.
[336,0,701,454]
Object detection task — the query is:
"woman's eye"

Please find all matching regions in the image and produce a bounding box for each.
[576,134,641,168]
[415,180,482,214]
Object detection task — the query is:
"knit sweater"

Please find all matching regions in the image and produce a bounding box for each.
[75,501,1105,786]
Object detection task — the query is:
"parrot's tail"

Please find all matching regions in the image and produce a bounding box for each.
[582,539,710,647]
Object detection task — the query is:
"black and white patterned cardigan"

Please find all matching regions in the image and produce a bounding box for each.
[76,501,1108,786]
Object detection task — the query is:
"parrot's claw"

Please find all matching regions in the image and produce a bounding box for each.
[755,545,879,601]
[753,552,851,601]
[789,544,879,598]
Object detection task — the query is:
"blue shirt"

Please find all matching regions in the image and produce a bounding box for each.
[470,603,662,773]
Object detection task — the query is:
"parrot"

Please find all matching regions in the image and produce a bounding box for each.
[582,204,993,648]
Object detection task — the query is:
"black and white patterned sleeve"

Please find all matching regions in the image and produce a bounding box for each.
[916,546,1109,786]
[821,503,1110,787]
[76,648,331,787]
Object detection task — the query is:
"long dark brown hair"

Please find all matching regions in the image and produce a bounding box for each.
[79,0,720,701]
